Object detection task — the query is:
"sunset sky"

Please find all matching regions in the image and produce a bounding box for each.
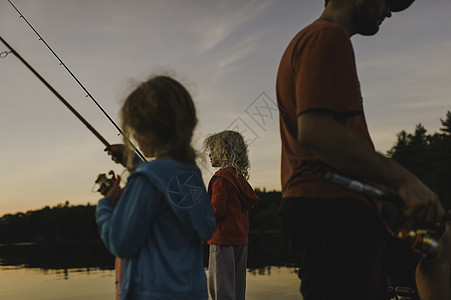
[1,0,450,216]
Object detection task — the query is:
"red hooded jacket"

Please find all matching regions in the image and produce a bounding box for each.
[206,168,259,245]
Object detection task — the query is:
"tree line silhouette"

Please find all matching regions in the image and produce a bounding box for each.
[0,202,99,244]
[387,111,451,211]
[0,191,289,268]
[0,191,284,245]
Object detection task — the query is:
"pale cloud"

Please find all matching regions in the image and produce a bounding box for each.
[217,32,264,73]
[199,0,277,51]
[397,98,450,109]
[358,39,451,113]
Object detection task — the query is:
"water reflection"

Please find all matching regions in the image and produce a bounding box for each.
[0,266,115,300]
[0,241,114,271]
[0,232,291,270]
[248,231,293,268]
[0,264,111,280]
[0,233,303,299]
[0,265,302,300]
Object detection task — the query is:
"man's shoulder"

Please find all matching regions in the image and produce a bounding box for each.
[299,18,348,40]
[286,18,351,58]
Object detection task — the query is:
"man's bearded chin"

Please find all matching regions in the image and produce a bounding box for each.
[353,11,381,36]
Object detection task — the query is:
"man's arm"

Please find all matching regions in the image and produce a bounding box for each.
[297,111,444,224]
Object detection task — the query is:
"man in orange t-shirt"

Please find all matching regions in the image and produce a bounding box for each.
[276,1,445,299]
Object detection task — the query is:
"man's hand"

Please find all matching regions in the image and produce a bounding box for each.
[396,175,445,225]
[297,111,445,226]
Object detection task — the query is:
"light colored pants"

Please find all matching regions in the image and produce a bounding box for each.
[208,244,248,300]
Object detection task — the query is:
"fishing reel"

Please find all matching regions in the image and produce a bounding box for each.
[326,172,449,258]
[387,285,418,300]
[92,170,116,196]
[395,221,444,258]
[381,199,449,258]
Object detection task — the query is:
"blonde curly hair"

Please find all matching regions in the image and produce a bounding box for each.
[203,130,250,180]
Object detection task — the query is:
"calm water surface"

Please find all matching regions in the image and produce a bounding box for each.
[0,233,301,299]
[0,266,302,300]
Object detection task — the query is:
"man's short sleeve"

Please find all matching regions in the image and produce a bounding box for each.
[294,25,363,116]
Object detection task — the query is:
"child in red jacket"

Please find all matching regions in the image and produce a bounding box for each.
[203,130,258,300]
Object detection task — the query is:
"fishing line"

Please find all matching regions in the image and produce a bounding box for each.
[7,0,146,162]
[0,50,11,58]
[1,35,113,150]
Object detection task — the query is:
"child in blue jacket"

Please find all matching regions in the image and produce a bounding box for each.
[96,75,216,300]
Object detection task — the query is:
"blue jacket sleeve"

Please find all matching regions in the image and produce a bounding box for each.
[96,174,161,258]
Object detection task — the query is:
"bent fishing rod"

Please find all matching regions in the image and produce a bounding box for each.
[0,36,141,165]
[6,0,145,162]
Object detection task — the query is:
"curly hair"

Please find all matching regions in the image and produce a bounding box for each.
[120,75,197,163]
[203,130,250,180]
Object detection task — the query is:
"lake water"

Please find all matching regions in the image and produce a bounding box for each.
[0,265,302,300]
[0,241,303,299]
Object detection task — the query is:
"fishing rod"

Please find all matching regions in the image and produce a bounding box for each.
[325,172,404,206]
[325,172,449,258]
[1,36,114,150]
[7,0,146,162]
